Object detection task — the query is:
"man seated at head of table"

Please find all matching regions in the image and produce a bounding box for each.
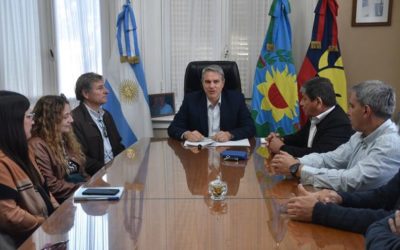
[168,64,255,142]
[270,80,400,192]
[266,77,354,158]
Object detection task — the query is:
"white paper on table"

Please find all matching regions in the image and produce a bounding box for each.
[184,138,214,147]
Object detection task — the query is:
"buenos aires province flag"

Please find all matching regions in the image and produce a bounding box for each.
[103,1,153,147]
[251,0,299,137]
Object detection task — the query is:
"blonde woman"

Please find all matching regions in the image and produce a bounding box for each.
[29,95,88,203]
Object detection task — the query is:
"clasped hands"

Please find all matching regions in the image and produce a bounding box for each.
[269,151,298,176]
[286,184,342,222]
[266,132,285,154]
[184,130,233,142]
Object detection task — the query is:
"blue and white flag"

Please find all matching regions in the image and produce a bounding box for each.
[251,0,299,137]
[103,0,153,147]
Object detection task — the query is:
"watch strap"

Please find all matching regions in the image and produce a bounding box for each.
[289,163,301,177]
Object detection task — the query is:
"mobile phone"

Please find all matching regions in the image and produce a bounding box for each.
[82,188,120,196]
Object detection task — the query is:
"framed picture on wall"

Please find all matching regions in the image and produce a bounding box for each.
[352,0,393,26]
[149,93,175,117]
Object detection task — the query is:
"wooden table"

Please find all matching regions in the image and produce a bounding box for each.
[19,138,364,249]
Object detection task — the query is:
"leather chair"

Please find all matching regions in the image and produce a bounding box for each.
[183,61,242,95]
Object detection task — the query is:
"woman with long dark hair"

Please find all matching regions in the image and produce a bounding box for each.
[29,95,87,203]
[0,91,58,247]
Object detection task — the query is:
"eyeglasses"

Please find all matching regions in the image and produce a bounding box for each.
[25,112,35,120]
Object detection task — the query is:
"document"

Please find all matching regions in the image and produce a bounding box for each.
[260,138,267,144]
[74,187,124,201]
[184,138,250,147]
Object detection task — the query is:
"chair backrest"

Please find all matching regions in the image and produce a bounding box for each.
[183,61,242,94]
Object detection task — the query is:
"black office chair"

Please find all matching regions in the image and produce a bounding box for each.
[183,61,242,95]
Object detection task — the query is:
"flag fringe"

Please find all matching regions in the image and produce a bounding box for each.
[328,45,339,52]
[310,41,321,49]
[120,56,140,64]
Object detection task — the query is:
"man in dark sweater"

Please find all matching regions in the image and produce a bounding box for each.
[366,211,400,249]
[266,77,353,158]
[286,168,400,234]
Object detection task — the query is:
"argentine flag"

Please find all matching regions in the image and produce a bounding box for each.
[103,1,153,147]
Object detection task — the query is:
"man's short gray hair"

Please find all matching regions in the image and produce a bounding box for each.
[201,65,225,83]
[351,80,395,119]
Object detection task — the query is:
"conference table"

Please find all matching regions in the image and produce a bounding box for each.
[19,138,364,250]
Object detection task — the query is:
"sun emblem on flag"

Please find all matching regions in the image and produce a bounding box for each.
[119,79,139,103]
[317,50,347,112]
[257,66,298,122]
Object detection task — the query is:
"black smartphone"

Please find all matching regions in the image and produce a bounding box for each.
[82,188,120,196]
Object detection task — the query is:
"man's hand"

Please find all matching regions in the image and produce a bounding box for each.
[270,151,299,176]
[315,189,343,204]
[266,133,285,154]
[212,131,232,142]
[287,194,318,222]
[388,210,400,235]
[296,184,315,196]
[184,130,204,142]
[297,183,342,204]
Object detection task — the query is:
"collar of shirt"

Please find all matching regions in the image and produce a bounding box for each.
[84,103,105,120]
[311,105,335,125]
[206,95,222,108]
[362,119,394,144]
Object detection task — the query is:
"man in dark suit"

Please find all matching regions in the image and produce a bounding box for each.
[267,77,353,157]
[72,72,125,175]
[168,64,255,142]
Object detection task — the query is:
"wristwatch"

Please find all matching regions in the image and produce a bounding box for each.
[289,163,301,177]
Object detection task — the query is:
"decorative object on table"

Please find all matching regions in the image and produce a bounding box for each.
[208,175,228,201]
[352,0,393,26]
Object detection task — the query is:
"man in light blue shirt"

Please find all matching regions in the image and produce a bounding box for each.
[271,80,400,192]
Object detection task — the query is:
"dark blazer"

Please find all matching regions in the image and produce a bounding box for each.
[281,105,354,157]
[312,168,400,235]
[168,90,255,140]
[72,103,125,175]
[366,213,400,249]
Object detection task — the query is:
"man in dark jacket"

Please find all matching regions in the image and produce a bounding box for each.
[72,72,125,175]
[366,211,400,249]
[266,77,353,157]
[168,64,255,142]
[286,168,400,235]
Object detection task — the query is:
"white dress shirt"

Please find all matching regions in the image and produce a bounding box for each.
[300,119,400,192]
[85,104,114,163]
[307,106,335,147]
[207,96,222,137]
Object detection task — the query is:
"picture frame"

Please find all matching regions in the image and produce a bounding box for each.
[149,92,175,117]
[352,0,393,26]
